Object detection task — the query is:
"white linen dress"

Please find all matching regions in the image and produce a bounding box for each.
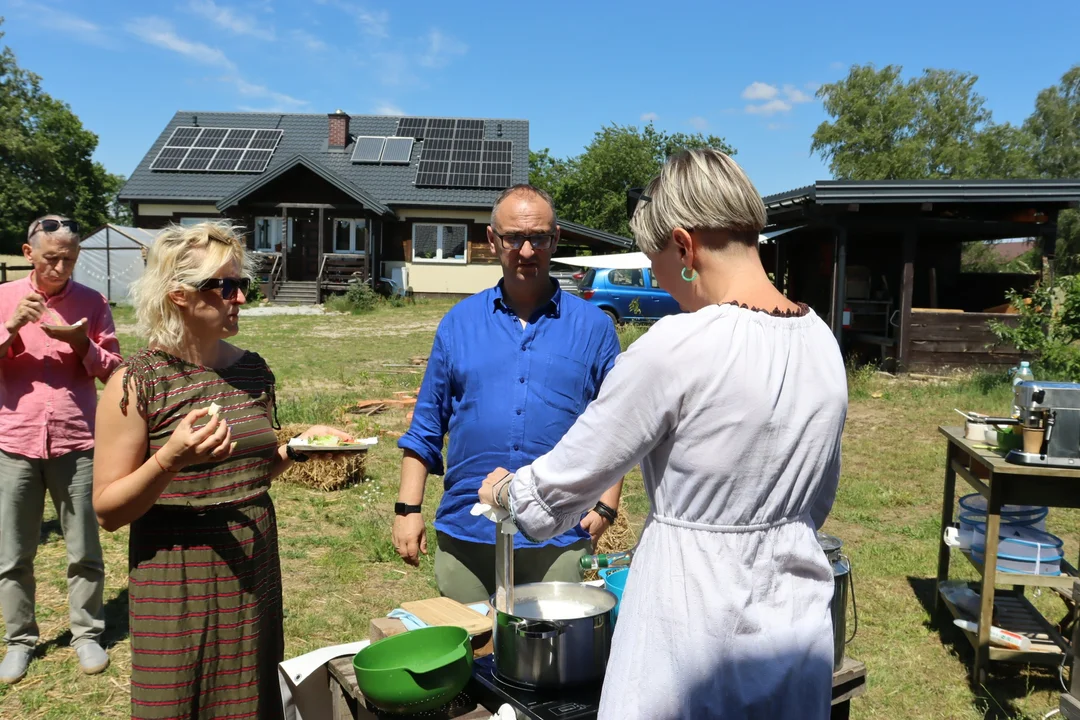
[508,303,848,719]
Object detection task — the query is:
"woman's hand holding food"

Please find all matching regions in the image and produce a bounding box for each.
[157,407,233,472]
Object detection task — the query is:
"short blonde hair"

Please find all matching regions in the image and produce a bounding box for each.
[130,221,253,352]
[629,149,767,253]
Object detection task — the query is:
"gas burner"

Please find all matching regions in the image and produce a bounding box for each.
[468,655,601,720]
[363,691,478,720]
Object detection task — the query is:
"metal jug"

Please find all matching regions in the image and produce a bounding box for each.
[817,531,858,670]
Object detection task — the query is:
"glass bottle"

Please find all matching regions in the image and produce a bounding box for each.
[580,549,634,571]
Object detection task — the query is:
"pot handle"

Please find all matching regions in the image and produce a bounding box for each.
[403,645,467,676]
[842,552,858,645]
[511,620,566,640]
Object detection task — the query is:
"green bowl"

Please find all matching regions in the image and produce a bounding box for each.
[995,428,1024,451]
[353,626,472,714]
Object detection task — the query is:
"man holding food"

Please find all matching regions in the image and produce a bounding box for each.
[393,185,625,603]
[0,215,121,683]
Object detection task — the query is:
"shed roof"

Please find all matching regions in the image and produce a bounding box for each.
[764,179,1080,211]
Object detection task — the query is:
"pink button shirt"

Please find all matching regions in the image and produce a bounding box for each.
[0,274,123,459]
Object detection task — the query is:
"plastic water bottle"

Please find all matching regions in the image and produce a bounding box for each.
[580,549,634,571]
[1011,361,1035,417]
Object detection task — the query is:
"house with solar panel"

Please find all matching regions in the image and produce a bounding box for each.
[118,111,631,302]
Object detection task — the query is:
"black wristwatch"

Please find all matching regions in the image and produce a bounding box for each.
[285,444,309,463]
[395,502,423,516]
[593,501,618,523]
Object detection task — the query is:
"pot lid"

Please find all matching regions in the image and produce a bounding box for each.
[816,531,843,553]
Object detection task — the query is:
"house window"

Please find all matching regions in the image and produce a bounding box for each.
[334,219,367,254]
[254,216,283,252]
[412,223,467,263]
[179,216,218,227]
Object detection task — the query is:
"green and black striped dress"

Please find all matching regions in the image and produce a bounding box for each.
[120,348,285,720]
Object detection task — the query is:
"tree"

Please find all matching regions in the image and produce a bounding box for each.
[531,123,735,238]
[812,64,1031,181]
[0,18,125,252]
[1024,66,1080,273]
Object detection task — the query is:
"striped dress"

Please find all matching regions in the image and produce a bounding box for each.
[120,348,285,720]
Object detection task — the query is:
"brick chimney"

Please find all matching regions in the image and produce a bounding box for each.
[328,109,350,148]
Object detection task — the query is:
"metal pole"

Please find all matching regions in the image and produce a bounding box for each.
[105,227,112,303]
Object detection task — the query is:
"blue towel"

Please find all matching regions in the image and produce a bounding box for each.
[386,603,490,632]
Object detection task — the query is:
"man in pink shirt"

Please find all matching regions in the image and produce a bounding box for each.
[0,215,122,684]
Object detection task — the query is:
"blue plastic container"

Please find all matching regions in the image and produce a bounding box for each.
[600,567,629,623]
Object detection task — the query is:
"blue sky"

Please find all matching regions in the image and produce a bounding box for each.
[1,0,1078,196]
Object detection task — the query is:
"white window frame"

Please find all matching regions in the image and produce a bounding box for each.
[411,223,468,264]
[332,218,367,255]
[253,216,283,253]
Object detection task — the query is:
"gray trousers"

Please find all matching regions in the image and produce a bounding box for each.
[0,449,105,650]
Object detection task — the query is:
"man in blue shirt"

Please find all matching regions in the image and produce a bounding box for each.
[394,184,624,603]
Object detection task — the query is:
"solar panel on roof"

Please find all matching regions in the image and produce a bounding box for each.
[351,136,386,163]
[237,149,274,173]
[222,128,256,148]
[453,119,485,140]
[425,118,455,140]
[381,137,414,164]
[150,126,281,172]
[448,161,481,187]
[194,128,228,148]
[416,159,450,186]
[397,117,428,138]
[150,147,187,170]
[479,139,513,189]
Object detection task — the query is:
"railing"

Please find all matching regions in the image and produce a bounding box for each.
[253,253,283,301]
[319,254,369,292]
[0,263,33,284]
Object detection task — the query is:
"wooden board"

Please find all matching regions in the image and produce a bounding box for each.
[400,597,493,635]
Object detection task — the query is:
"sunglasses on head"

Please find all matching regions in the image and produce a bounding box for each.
[626,188,652,221]
[31,218,79,237]
[193,277,250,300]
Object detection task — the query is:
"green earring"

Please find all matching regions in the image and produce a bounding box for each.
[681,267,698,282]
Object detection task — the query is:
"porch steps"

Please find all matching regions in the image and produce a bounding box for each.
[269,281,319,305]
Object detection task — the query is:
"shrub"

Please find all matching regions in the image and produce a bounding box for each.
[989,274,1080,381]
[325,280,380,314]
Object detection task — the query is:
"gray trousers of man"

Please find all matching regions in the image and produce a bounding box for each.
[0,449,105,650]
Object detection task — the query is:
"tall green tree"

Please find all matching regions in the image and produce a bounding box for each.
[1025,66,1080,273]
[812,64,1031,180]
[0,18,124,252]
[531,123,735,238]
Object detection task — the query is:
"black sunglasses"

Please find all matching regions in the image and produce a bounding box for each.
[193,277,250,300]
[626,188,652,220]
[31,218,80,237]
[491,230,556,251]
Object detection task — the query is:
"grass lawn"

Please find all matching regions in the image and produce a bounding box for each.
[0,300,1075,719]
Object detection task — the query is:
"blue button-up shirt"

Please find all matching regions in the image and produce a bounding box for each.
[399,280,621,548]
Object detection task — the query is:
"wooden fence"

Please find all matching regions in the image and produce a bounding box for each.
[907,310,1021,371]
[0,263,33,283]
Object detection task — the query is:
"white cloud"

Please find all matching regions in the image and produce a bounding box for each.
[767,122,788,131]
[292,29,328,52]
[417,29,468,69]
[745,98,792,116]
[188,0,275,40]
[316,0,390,38]
[373,102,404,116]
[640,112,659,123]
[126,17,237,70]
[782,84,814,104]
[7,0,111,47]
[742,82,778,101]
[229,77,308,110]
[372,51,414,87]
[688,116,709,131]
[805,81,821,92]
[830,61,847,71]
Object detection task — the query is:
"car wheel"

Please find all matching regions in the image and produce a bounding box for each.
[602,308,619,324]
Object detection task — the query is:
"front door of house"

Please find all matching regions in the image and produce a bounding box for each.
[287,214,321,281]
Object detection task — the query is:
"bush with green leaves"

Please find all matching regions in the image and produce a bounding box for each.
[989,274,1080,380]
[324,280,380,314]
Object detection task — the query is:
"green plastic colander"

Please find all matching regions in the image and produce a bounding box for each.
[352,626,473,714]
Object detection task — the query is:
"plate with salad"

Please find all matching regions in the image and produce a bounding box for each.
[287,434,378,452]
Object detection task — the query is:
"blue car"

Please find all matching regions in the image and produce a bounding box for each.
[577,267,682,323]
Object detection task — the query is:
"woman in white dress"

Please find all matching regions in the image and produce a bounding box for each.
[479,148,847,719]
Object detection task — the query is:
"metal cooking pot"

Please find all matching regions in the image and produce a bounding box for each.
[490,581,616,689]
[816,531,857,671]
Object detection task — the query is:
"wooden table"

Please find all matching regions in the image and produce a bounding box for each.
[325,654,867,719]
[936,426,1080,686]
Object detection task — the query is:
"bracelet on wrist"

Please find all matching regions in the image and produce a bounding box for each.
[153,452,177,474]
[593,501,618,523]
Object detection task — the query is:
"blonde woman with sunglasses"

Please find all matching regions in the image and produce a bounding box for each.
[93,221,351,720]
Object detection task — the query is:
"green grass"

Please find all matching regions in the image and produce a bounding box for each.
[0,305,1073,718]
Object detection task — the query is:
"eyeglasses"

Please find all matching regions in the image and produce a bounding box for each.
[193,277,250,300]
[626,188,652,220]
[31,218,79,237]
[491,230,556,251]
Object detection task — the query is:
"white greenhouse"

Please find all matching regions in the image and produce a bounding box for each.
[74,225,163,304]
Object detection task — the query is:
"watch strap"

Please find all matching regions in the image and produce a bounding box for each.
[593,501,618,523]
[395,502,422,516]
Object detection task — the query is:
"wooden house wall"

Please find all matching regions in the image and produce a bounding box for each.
[907,311,1020,371]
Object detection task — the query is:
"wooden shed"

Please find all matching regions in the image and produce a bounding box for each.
[762,180,1080,372]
